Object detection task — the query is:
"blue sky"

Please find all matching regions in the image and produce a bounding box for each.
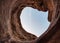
[20,7,50,37]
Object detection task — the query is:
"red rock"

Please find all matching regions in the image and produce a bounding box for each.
[0,0,60,43]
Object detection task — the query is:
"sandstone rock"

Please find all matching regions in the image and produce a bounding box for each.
[0,0,60,43]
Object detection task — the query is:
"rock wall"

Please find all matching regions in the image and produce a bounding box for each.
[35,0,60,43]
[0,0,60,43]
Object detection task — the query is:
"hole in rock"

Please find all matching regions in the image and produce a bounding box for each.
[20,7,50,37]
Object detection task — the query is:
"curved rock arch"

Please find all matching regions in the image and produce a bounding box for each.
[0,0,60,43]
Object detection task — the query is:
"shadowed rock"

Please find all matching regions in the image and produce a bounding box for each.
[0,0,60,43]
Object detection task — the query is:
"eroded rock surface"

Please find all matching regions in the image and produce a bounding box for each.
[0,0,60,43]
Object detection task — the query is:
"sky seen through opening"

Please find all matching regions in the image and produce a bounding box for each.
[20,7,50,37]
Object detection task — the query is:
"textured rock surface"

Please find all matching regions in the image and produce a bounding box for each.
[0,0,60,43]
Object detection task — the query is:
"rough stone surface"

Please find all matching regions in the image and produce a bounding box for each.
[0,0,60,43]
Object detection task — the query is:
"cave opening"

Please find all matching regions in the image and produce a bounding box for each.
[20,7,50,37]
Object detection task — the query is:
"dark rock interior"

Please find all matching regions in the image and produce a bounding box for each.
[0,0,60,43]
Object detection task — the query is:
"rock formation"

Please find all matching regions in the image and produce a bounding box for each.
[0,0,60,43]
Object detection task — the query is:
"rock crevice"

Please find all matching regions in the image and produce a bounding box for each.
[0,0,60,43]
